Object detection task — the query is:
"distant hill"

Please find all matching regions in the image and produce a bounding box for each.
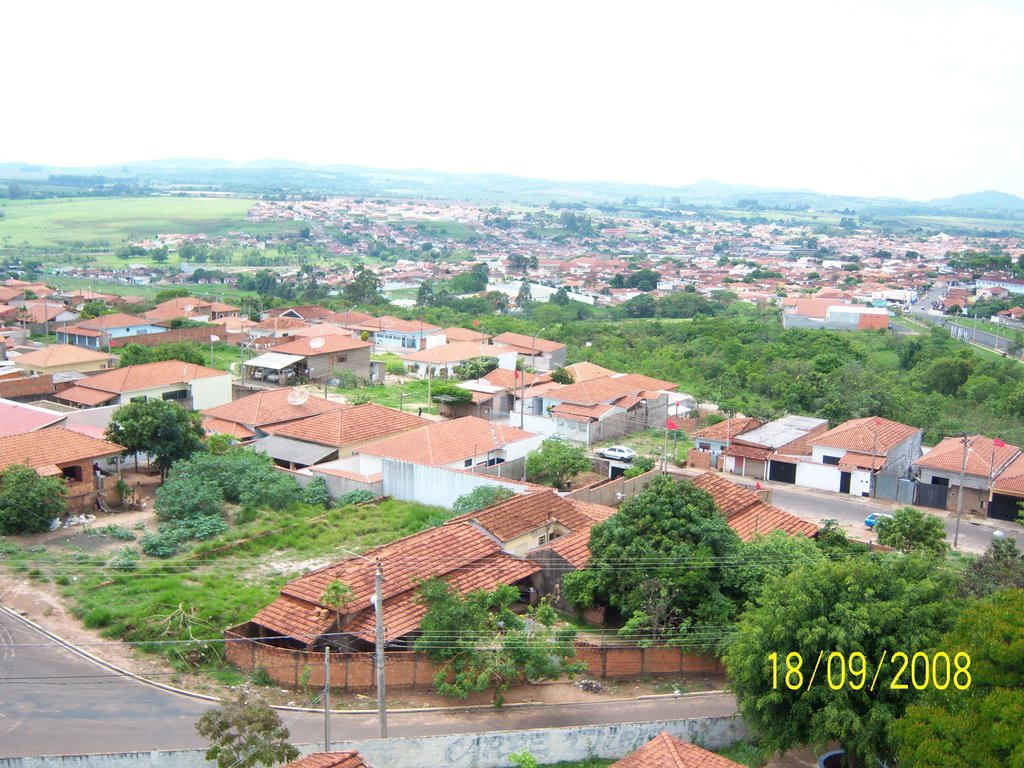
[928,190,1024,211]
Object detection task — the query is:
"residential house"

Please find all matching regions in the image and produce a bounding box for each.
[344,315,442,353]
[269,334,374,382]
[491,331,567,371]
[17,301,80,334]
[201,388,343,442]
[913,435,1020,515]
[439,326,490,343]
[400,341,517,380]
[723,415,829,482]
[781,298,889,331]
[457,368,554,419]
[252,403,429,469]
[687,417,764,470]
[0,398,67,437]
[235,521,542,652]
[690,472,819,541]
[785,416,922,497]
[54,360,232,410]
[56,312,166,349]
[989,452,1024,521]
[610,731,744,768]
[143,297,239,324]
[534,374,677,445]
[12,345,118,376]
[345,416,541,477]
[0,427,123,512]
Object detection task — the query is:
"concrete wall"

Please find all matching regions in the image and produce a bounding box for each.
[381,459,530,509]
[796,461,841,492]
[565,470,660,507]
[107,323,228,348]
[188,375,233,410]
[0,716,747,768]
[64,404,120,430]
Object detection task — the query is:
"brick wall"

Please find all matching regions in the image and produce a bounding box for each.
[109,324,228,348]
[226,627,721,690]
[685,449,713,471]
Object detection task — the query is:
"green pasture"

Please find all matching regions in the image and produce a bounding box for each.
[0,196,259,248]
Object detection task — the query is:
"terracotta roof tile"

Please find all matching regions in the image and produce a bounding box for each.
[809,416,920,454]
[13,344,117,369]
[201,416,257,440]
[355,416,536,466]
[691,417,763,442]
[75,312,151,330]
[402,341,506,365]
[690,472,761,517]
[481,367,549,390]
[282,752,373,768]
[611,730,745,768]
[492,331,566,354]
[271,335,372,356]
[547,374,675,407]
[915,435,1020,478]
[202,389,341,430]
[72,360,227,394]
[55,385,118,407]
[441,326,490,342]
[728,504,819,542]
[563,361,617,382]
[0,427,122,472]
[992,452,1024,495]
[262,404,429,447]
[447,489,598,542]
[531,528,593,568]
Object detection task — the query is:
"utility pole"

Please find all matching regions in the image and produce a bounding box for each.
[323,647,331,750]
[374,561,387,738]
[953,434,969,549]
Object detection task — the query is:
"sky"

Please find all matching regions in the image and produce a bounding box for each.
[4,0,1023,201]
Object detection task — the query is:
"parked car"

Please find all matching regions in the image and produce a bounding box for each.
[599,445,636,462]
[864,512,893,528]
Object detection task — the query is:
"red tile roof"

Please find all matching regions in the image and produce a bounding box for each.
[689,472,817,541]
[55,385,119,407]
[531,528,593,568]
[547,374,676,407]
[992,452,1024,495]
[13,344,117,369]
[282,752,372,768]
[271,334,372,356]
[447,489,605,542]
[75,312,151,330]
[809,416,919,455]
[690,472,761,517]
[0,400,65,437]
[253,522,540,643]
[402,341,506,365]
[201,416,257,440]
[202,388,341,430]
[692,417,763,442]
[0,427,122,473]
[262,404,429,447]
[441,326,490,343]
[611,731,745,768]
[481,368,550,390]
[915,435,1020,478]
[563,361,617,382]
[491,331,566,355]
[355,416,536,466]
[70,360,227,394]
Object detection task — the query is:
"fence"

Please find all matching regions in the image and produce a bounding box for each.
[565,469,660,507]
[108,323,228,348]
[225,626,722,691]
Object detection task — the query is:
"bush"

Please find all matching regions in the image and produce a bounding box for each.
[155,476,223,523]
[301,477,331,508]
[141,529,185,558]
[0,464,68,534]
[109,546,140,571]
[96,524,136,541]
[451,486,515,515]
[336,489,375,506]
[240,471,299,512]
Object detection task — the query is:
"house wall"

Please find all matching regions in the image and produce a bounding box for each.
[64,404,119,431]
[503,523,571,557]
[796,461,841,492]
[884,432,923,477]
[99,323,165,339]
[56,330,102,349]
[918,469,990,492]
[106,323,228,348]
[564,469,660,507]
[381,459,531,508]
[19,358,116,375]
[304,347,371,381]
[187,374,233,410]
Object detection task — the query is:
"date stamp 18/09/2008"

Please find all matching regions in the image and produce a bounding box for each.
[768,651,971,692]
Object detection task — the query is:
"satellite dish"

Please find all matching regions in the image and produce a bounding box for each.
[309,336,326,350]
[183,304,195,313]
[287,388,310,406]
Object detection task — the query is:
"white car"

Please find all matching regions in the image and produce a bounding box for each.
[599,445,636,462]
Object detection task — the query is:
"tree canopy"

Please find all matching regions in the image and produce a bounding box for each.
[564,476,743,645]
[195,688,299,768]
[892,589,1024,768]
[875,505,948,556]
[119,341,206,367]
[725,555,960,767]
[106,399,204,479]
[524,439,591,490]
[0,464,68,534]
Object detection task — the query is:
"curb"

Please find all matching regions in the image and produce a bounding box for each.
[0,604,729,717]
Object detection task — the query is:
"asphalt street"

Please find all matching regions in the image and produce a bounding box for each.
[0,607,736,758]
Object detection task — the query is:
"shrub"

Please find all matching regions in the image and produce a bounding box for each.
[109,546,141,571]
[336,489,375,506]
[96,524,136,541]
[301,477,331,508]
[0,464,67,534]
[240,471,299,512]
[451,486,515,515]
[141,529,186,558]
[155,476,223,523]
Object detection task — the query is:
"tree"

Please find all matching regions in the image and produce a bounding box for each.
[548,367,574,385]
[875,505,948,556]
[0,464,67,534]
[453,356,499,380]
[564,476,743,645]
[515,281,533,310]
[119,341,206,367]
[413,578,580,704]
[106,399,204,479]
[960,536,1024,598]
[892,589,1024,767]
[342,266,385,306]
[451,485,515,515]
[79,299,108,320]
[320,579,354,636]
[154,287,191,303]
[524,439,591,490]
[550,287,570,306]
[195,687,299,768]
[725,555,960,768]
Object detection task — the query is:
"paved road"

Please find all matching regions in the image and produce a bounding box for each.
[0,607,736,758]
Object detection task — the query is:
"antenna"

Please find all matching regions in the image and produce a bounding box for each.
[287,388,310,406]
[183,304,194,313]
[309,336,326,350]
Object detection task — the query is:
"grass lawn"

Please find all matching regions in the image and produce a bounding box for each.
[593,427,694,466]
[0,196,260,248]
[0,497,446,674]
[330,378,439,413]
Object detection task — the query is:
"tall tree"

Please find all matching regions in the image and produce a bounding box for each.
[875,506,948,556]
[342,266,385,306]
[524,439,591,491]
[564,476,743,645]
[106,399,204,479]
[195,688,299,768]
[515,281,533,310]
[892,589,1024,767]
[725,555,960,768]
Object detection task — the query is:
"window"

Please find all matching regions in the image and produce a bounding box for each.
[538,534,547,545]
[822,455,841,466]
[62,465,83,482]
[335,355,347,364]
[931,476,949,487]
[130,396,147,403]
[464,459,473,467]
[697,442,712,451]
[162,389,187,401]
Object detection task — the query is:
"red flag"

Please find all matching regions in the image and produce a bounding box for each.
[514,369,520,381]
[666,417,678,431]
[472,319,479,327]
[994,438,1006,448]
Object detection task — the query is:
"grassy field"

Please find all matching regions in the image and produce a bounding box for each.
[0,196,260,248]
